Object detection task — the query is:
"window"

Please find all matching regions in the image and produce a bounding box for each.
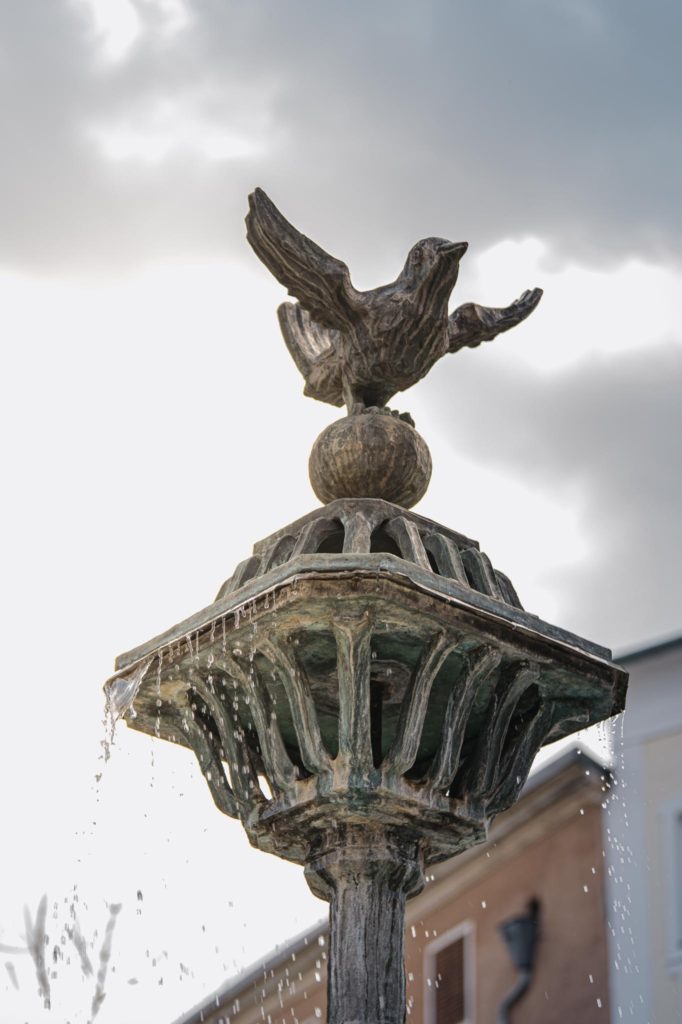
[424,923,474,1024]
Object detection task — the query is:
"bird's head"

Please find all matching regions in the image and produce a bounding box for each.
[401,237,468,297]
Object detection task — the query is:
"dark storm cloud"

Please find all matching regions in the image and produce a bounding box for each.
[1,0,681,272]
[423,342,682,649]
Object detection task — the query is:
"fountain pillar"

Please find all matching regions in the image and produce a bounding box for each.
[306,828,423,1024]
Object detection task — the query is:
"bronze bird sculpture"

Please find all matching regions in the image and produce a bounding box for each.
[246,188,542,413]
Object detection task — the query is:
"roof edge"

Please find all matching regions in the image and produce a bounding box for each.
[617,631,682,664]
[172,917,327,1024]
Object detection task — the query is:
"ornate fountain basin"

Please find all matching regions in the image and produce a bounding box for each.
[106,499,626,868]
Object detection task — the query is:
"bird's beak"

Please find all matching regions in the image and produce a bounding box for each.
[439,241,468,259]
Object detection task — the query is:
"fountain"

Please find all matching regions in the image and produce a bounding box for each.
[105,190,627,1024]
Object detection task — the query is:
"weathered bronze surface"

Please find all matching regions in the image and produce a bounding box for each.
[246,188,542,414]
[309,411,432,507]
[246,188,542,507]
[109,501,625,858]
[107,193,627,1024]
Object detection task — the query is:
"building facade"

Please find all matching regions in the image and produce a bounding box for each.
[606,636,682,1022]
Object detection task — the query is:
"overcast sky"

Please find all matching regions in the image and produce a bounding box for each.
[1,2,680,1022]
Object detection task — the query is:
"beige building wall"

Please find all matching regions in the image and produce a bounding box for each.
[404,759,610,1024]
[607,637,682,1023]
[641,729,682,1022]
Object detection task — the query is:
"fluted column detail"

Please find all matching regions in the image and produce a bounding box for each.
[306,828,424,1024]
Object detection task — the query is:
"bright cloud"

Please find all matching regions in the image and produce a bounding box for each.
[461,238,682,372]
[74,0,189,63]
[88,95,264,163]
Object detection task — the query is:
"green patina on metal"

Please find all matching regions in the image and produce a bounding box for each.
[107,497,625,868]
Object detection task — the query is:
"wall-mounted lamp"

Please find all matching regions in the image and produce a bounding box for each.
[497,898,541,1023]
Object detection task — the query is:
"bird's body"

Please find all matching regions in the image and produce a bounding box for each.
[246,188,542,411]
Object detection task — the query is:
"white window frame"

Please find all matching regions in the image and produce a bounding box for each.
[423,920,475,1024]
[662,796,682,971]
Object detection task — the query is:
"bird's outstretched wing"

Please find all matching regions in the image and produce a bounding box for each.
[447,288,543,353]
[277,302,345,406]
[246,188,359,330]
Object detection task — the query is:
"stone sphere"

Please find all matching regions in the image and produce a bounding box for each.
[309,412,432,508]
